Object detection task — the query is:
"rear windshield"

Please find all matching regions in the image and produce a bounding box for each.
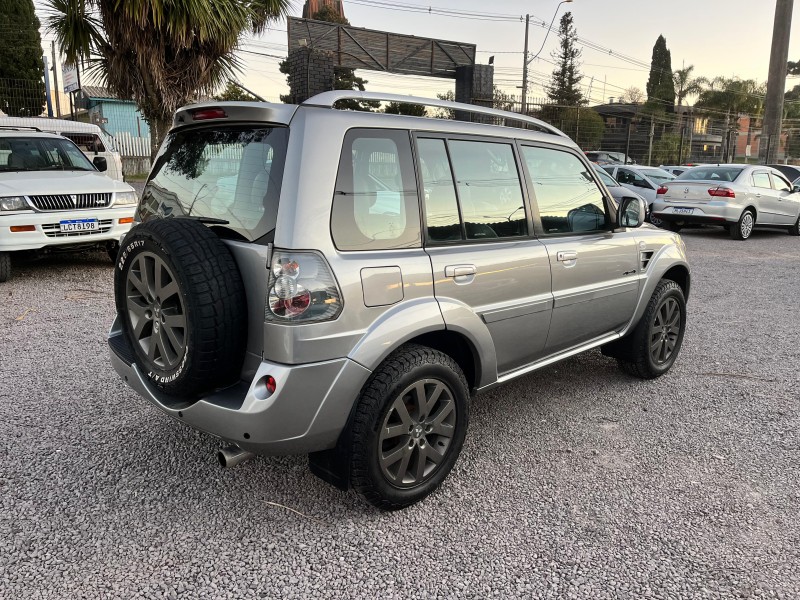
[676,166,743,182]
[140,125,288,242]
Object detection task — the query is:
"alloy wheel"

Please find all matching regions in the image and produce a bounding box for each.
[125,251,186,370]
[740,212,754,238]
[649,297,681,365]
[378,378,457,488]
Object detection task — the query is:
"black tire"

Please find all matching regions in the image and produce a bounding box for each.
[0,252,9,283]
[789,214,800,236]
[106,240,120,264]
[615,279,686,379]
[730,209,755,240]
[114,218,247,397]
[350,344,469,510]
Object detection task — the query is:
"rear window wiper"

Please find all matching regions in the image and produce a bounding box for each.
[180,216,230,225]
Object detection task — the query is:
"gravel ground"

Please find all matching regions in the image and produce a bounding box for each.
[1,227,799,599]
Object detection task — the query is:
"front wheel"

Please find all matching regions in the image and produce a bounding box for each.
[0,252,10,283]
[730,209,755,240]
[349,344,470,510]
[616,279,686,379]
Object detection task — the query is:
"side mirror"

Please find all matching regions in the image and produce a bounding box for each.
[793,185,800,194]
[93,156,108,172]
[618,196,647,228]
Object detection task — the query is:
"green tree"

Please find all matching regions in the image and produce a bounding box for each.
[696,77,765,116]
[0,0,46,116]
[434,90,455,119]
[47,0,290,158]
[215,82,258,102]
[383,102,427,116]
[646,35,675,108]
[279,5,376,111]
[546,12,584,106]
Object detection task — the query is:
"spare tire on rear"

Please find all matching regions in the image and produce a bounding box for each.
[114,218,247,398]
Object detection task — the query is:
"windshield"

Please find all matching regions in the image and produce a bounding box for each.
[0,136,95,172]
[595,168,618,187]
[638,168,674,183]
[141,125,289,242]
[676,166,744,182]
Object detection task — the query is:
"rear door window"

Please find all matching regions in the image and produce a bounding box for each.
[416,137,527,243]
[141,125,288,242]
[752,172,772,189]
[331,129,421,251]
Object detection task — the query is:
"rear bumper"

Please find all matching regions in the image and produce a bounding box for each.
[0,207,136,251]
[108,317,371,455]
[651,201,741,224]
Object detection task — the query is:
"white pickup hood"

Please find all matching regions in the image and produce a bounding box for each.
[0,170,133,197]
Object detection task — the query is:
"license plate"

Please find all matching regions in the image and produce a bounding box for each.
[60,219,99,233]
[674,208,694,215]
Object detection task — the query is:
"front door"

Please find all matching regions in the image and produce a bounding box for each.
[415,135,553,374]
[769,172,800,225]
[520,144,640,353]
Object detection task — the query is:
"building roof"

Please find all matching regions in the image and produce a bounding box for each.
[80,86,120,100]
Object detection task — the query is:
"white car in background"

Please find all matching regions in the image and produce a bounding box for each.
[0,128,137,282]
[602,165,676,226]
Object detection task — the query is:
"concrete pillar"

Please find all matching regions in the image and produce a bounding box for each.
[761,0,794,164]
[287,47,336,104]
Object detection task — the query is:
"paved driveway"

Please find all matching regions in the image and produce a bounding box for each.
[1,227,798,599]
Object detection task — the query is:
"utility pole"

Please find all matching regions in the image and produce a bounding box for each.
[647,116,655,166]
[521,14,530,115]
[762,0,794,164]
[51,41,61,117]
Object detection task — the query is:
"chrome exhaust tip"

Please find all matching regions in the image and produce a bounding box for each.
[217,445,254,468]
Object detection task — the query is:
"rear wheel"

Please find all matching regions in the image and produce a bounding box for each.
[614,279,686,379]
[730,209,755,240]
[349,344,469,510]
[0,252,9,283]
[789,214,800,236]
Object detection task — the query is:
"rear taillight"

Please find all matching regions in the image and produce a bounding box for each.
[657,185,668,195]
[191,107,227,121]
[708,186,735,198]
[265,250,342,323]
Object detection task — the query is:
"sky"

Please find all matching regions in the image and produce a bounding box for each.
[34,0,800,106]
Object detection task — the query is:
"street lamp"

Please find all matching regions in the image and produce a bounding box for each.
[521,0,573,115]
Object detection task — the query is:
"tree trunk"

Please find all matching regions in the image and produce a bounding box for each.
[149,116,174,163]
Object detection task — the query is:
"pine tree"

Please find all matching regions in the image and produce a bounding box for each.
[0,0,46,116]
[646,35,676,108]
[546,12,584,106]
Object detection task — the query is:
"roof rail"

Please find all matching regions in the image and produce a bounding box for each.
[302,91,569,138]
[0,125,42,132]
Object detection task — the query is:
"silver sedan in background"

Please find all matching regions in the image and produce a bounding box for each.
[651,164,800,240]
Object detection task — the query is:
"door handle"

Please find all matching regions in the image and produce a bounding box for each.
[445,264,477,278]
[755,193,761,198]
[557,251,578,262]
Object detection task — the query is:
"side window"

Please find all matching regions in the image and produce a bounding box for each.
[771,173,792,192]
[417,138,462,242]
[447,140,527,239]
[752,172,772,189]
[331,129,421,251]
[62,133,106,153]
[522,146,609,235]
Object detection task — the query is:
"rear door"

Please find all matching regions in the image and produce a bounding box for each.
[415,134,553,374]
[520,144,640,353]
[752,170,778,224]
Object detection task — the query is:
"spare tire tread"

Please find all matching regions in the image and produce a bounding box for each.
[115,218,247,397]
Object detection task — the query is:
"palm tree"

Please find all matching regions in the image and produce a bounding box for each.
[46,0,290,158]
[672,65,702,107]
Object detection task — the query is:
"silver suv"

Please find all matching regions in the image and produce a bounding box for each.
[109,92,690,510]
